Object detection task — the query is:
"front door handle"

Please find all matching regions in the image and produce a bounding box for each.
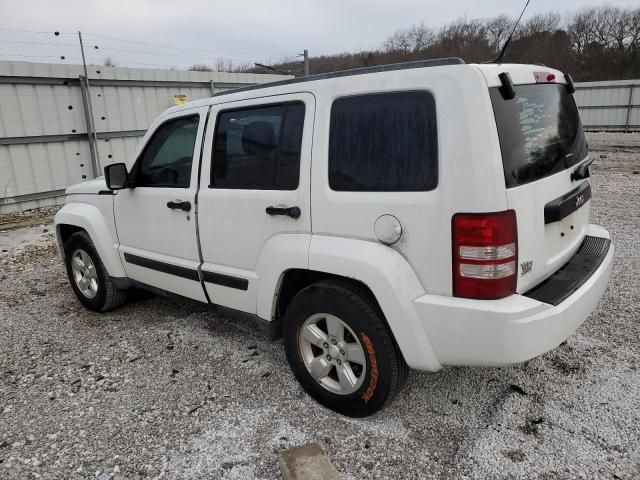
[265,205,301,218]
[167,200,191,212]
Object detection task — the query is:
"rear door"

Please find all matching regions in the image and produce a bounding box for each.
[197,93,314,313]
[489,80,591,292]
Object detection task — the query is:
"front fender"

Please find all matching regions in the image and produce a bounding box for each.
[54,202,126,278]
[308,235,441,372]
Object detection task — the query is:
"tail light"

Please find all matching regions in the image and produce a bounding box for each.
[452,210,518,299]
[534,71,556,83]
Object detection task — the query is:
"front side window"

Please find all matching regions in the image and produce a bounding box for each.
[211,102,305,190]
[135,115,199,188]
[329,92,438,192]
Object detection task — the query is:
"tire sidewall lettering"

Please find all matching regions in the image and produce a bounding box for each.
[360,333,379,404]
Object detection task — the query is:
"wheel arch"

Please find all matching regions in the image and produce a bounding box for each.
[54,203,126,278]
[264,235,442,372]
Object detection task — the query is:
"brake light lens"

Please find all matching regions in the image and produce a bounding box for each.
[534,71,556,83]
[452,210,518,299]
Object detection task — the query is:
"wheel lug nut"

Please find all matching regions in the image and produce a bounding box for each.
[323,342,329,349]
[336,359,342,365]
[340,350,345,356]
[326,355,332,361]
[331,339,337,345]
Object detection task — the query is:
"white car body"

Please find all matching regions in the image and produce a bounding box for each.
[55,59,614,373]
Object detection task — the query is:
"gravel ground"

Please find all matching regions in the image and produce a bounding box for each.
[586,132,640,153]
[0,205,60,229]
[1,149,639,480]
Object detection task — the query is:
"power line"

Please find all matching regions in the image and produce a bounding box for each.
[0,39,265,63]
[0,53,72,59]
[0,29,293,61]
[0,39,78,47]
[84,57,185,68]
[0,28,73,35]
[82,32,290,59]
[97,45,275,61]
[95,46,288,66]
[0,29,296,70]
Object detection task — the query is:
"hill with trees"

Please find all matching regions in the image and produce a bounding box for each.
[248,6,639,81]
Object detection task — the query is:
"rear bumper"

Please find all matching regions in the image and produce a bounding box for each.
[413,224,614,367]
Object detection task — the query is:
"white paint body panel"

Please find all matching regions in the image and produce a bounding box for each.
[114,106,209,302]
[54,198,125,278]
[197,93,315,313]
[415,224,613,366]
[308,235,441,371]
[53,61,614,372]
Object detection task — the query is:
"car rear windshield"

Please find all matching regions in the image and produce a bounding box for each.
[490,83,587,188]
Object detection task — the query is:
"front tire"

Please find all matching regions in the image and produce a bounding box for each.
[64,231,127,312]
[283,280,408,417]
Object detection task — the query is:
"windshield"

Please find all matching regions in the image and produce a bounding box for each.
[490,83,587,188]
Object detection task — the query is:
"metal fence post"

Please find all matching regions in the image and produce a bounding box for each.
[210,80,215,96]
[625,85,635,133]
[79,75,99,178]
[303,49,309,76]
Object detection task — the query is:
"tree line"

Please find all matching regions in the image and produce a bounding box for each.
[232,6,638,81]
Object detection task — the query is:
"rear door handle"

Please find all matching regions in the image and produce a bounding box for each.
[166,200,191,212]
[265,205,301,218]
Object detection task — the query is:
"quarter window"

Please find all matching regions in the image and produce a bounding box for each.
[329,92,438,191]
[135,115,199,188]
[211,102,305,190]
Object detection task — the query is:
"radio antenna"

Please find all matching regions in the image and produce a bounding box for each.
[491,0,532,63]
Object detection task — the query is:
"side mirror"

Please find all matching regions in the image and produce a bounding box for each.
[104,163,129,190]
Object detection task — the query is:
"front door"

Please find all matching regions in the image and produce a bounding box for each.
[114,107,209,301]
[197,93,314,314]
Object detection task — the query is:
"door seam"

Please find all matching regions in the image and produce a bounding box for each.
[194,106,213,303]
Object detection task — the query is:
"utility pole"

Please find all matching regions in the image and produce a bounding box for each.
[303,49,309,76]
[78,31,100,176]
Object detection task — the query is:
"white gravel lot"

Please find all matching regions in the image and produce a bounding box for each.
[0,148,639,480]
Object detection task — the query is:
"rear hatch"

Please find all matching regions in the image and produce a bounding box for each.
[489,77,591,293]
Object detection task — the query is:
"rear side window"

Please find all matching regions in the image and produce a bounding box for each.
[211,102,305,190]
[329,92,438,192]
[490,84,587,188]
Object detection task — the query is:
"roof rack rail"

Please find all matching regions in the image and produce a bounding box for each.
[213,57,465,97]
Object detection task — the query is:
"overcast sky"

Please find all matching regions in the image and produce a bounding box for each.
[0,0,637,69]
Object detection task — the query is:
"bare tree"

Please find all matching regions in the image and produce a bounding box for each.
[103,57,116,67]
[485,15,514,51]
[408,23,435,51]
[279,6,640,81]
[434,18,492,60]
[384,29,412,53]
[567,8,597,53]
[604,7,637,50]
[520,12,562,37]
[189,64,212,71]
[214,58,234,72]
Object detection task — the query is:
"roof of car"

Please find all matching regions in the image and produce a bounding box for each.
[164,57,467,114]
[211,57,465,98]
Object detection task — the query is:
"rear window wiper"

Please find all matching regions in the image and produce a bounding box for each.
[571,157,594,181]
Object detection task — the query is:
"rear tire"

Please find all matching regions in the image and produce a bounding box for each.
[64,231,127,312]
[283,280,408,417]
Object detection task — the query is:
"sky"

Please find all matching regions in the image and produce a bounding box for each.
[0,0,637,70]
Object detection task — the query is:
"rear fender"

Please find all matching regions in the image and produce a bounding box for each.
[308,235,441,371]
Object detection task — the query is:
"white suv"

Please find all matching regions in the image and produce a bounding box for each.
[54,58,614,416]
